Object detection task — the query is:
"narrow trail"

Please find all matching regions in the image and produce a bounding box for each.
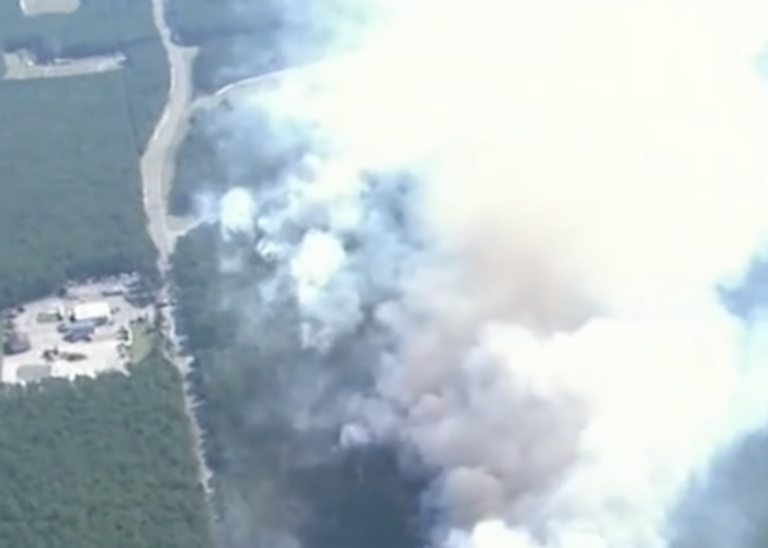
[141,0,213,506]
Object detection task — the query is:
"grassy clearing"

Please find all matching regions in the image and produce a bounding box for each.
[129,320,156,364]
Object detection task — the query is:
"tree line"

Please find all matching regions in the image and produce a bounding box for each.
[0,353,211,548]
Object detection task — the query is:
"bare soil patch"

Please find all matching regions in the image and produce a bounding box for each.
[2,50,124,80]
[19,0,79,16]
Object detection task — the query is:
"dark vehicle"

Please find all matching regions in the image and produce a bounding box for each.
[64,328,93,343]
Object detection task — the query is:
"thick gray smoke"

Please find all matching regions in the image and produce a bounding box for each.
[201,1,768,548]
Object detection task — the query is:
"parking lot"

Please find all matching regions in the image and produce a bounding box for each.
[2,279,153,384]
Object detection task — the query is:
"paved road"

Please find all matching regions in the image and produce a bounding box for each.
[143,0,213,505]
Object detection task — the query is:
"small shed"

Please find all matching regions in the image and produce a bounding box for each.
[71,301,112,324]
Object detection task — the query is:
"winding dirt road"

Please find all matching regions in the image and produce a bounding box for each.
[142,1,198,263]
[142,0,213,504]
[191,53,352,112]
[140,0,342,523]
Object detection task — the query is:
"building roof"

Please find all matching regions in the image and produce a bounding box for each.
[72,301,111,322]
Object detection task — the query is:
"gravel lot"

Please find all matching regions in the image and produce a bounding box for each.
[2,281,152,384]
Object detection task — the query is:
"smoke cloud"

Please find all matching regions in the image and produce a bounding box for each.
[201,1,768,547]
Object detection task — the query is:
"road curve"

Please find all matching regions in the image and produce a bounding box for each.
[142,0,214,507]
[142,5,197,263]
[191,53,354,112]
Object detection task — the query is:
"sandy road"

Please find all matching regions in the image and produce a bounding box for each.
[139,0,309,513]
[142,1,198,263]
[191,53,353,112]
[141,0,347,521]
[141,0,213,504]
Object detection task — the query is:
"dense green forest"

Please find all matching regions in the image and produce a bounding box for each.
[170,224,429,548]
[0,0,168,309]
[0,353,211,548]
[0,75,156,308]
[165,0,356,94]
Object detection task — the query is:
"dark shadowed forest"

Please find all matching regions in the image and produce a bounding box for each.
[165,0,359,95]
[168,102,305,217]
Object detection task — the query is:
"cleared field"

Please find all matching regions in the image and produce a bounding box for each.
[2,50,124,80]
[19,0,79,16]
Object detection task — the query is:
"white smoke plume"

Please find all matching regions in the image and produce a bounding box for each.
[206,1,768,547]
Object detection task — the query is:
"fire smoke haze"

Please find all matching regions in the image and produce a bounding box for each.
[208,1,768,548]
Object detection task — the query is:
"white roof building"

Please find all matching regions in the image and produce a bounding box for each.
[71,301,112,323]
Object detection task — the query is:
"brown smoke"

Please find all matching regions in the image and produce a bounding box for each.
[374,196,598,529]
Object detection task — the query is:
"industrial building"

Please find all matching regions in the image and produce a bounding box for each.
[60,319,97,343]
[70,301,112,325]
